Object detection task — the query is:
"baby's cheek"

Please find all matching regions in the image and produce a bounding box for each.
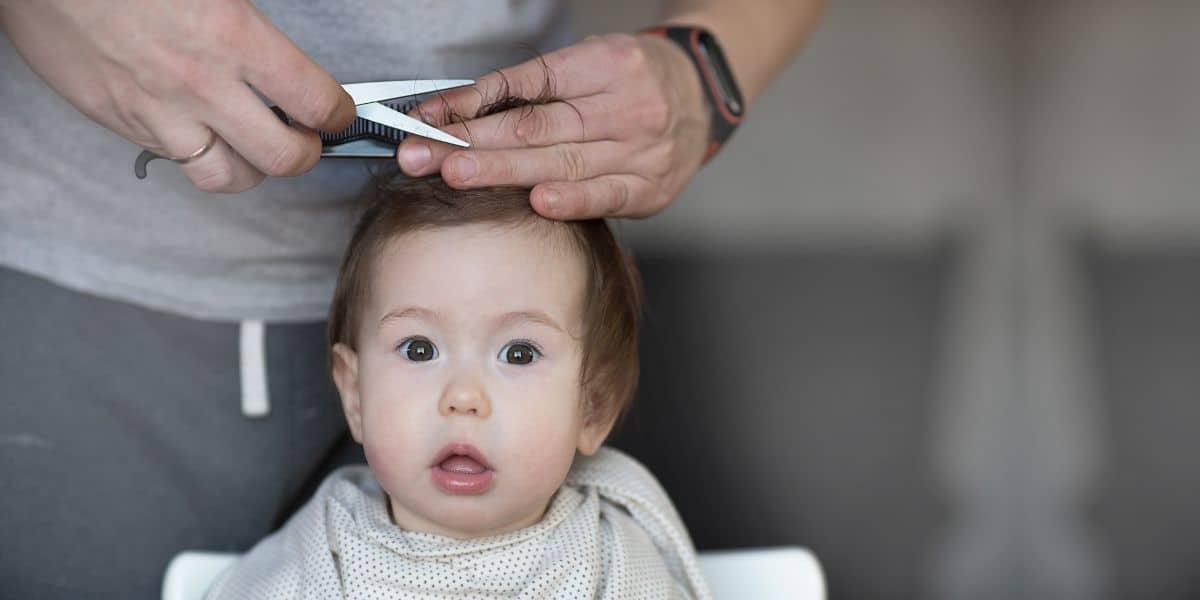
[362,431,420,496]
[508,424,577,487]
[363,444,400,487]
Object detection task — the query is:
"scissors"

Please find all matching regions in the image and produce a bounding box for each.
[134,79,474,179]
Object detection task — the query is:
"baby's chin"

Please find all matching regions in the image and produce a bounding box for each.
[390,495,549,540]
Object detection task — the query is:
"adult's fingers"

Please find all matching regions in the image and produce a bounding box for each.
[531,174,660,220]
[176,137,267,193]
[138,106,265,193]
[440,141,634,189]
[201,82,324,177]
[408,35,637,128]
[238,7,355,133]
[0,0,345,192]
[400,95,639,176]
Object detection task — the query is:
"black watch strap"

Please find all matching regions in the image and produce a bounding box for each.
[642,25,745,163]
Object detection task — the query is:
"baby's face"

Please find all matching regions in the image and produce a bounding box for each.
[332,222,611,539]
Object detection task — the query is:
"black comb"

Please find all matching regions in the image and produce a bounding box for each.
[270,99,424,158]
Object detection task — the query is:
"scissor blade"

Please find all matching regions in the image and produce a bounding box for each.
[356,102,470,148]
[343,80,474,105]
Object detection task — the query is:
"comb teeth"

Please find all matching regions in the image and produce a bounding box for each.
[320,99,421,145]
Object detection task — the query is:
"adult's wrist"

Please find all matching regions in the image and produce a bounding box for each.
[640,25,745,164]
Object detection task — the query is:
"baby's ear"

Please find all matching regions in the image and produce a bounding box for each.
[331,343,364,444]
[576,392,617,456]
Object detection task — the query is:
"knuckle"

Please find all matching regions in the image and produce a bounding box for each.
[262,141,313,176]
[637,96,672,135]
[413,100,446,127]
[190,163,238,193]
[293,85,344,128]
[647,143,674,180]
[444,153,473,185]
[558,145,589,181]
[129,45,178,93]
[604,34,645,72]
[605,180,631,215]
[142,59,191,98]
[515,108,550,145]
[501,156,522,182]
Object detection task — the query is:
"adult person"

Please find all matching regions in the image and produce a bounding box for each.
[0,0,823,597]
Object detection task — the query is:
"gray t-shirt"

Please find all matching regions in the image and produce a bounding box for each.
[0,1,570,322]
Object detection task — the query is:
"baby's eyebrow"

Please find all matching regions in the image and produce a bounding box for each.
[379,306,441,325]
[495,310,566,334]
[378,307,565,334]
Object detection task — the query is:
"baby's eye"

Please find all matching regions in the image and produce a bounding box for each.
[498,341,541,365]
[398,337,438,362]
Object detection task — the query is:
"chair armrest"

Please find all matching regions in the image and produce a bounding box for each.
[161,551,240,600]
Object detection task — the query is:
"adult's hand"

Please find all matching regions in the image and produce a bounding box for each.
[0,0,355,192]
[396,33,711,220]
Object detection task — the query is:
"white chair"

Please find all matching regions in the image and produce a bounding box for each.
[697,547,825,599]
[163,546,825,600]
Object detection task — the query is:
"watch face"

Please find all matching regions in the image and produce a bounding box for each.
[696,30,744,117]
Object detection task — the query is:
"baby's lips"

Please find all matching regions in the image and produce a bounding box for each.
[429,442,496,495]
[430,442,493,471]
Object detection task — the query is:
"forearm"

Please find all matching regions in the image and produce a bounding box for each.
[658,0,826,105]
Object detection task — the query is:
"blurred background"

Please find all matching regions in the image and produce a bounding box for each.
[572,1,1200,599]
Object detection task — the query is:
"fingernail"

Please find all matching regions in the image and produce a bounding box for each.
[541,190,561,214]
[450,155,478,182]
[398,144,431,173]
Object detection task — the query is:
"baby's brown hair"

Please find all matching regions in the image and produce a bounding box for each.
[328,176,643,427]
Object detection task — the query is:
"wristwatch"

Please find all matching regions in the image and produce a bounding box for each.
[641,25,745,164]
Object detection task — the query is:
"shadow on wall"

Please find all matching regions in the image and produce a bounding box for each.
[610,244,954,600]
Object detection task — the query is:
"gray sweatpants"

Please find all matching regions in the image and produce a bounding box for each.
[0,266,358,598]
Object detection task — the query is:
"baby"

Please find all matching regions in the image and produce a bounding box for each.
[206,177,711,599]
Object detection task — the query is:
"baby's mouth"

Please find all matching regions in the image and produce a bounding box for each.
[430,443,495,495]
[440,454,488,474]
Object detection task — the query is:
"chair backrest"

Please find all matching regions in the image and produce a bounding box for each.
[163,546,825,600]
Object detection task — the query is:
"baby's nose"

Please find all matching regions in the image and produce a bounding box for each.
[437,380,491,418]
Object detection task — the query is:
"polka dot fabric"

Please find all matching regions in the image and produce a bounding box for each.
[205,447,711,599]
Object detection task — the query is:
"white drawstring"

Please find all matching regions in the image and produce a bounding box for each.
[238,320,270,417]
